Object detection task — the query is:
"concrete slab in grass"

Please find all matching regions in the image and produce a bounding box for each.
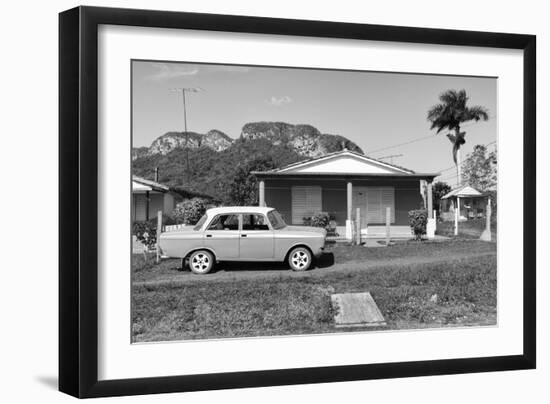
[331,292,386,328]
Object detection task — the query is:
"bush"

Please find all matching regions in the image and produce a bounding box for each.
[172,197,208,225]
[303,212,338,236]
[311,212,332,228]
[132,215,177,249]
[133,220,158,249]
[408,209,428,240]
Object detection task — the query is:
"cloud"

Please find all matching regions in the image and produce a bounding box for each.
[208,65,250,73]
[147,63,199,81]
[267,95,293,107]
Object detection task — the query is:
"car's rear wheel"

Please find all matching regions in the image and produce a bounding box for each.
[189,250,214,274]
[288,247,312,271]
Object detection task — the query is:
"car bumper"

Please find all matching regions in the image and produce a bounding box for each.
[313,246,324,258]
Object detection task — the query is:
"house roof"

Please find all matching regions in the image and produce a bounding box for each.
[252,149,440,179]
[132,176,170,193]
[441,185,485,199]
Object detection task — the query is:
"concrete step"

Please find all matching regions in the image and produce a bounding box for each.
[362,226,412,238]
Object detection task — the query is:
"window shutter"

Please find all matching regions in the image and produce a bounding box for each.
[135,196,146,221]
[366,187,395,224]
[291,186,322,224]
[380,187,395,223]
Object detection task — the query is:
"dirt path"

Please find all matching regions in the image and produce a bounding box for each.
[133,250,496,287]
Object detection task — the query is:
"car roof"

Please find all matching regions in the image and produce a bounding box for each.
[206,206,275,215]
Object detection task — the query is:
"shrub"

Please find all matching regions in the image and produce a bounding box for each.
[132,215,177,249]
[408,209,428,240]
[303,212,338,236]
[172,197,208,225]
[133,220,158,249]
[311,212,332,228]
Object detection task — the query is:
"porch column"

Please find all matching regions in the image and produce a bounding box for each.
[259,180,265,207]
[145,190,150,221]
[427,181,433,218]
[347,181,353,221]
[345,181,353,240]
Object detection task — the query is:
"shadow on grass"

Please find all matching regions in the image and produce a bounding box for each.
[213,252,335,273]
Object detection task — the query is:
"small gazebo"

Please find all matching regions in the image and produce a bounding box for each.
[440,185,487,222]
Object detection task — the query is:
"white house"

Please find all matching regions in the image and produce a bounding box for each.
[132,176,176,221]
[253,149,440,240]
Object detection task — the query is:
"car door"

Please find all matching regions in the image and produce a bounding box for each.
[203,213,240,259]
[239,213,274,259]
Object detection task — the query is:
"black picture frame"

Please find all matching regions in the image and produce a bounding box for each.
[59,5,536,398]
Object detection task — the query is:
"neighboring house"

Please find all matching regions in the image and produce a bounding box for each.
[253,149,440,240]
[132,176,176,221]
[440,185,488,222]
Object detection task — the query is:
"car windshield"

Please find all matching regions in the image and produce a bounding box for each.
[267,210,287,230]
[193,214,207,231]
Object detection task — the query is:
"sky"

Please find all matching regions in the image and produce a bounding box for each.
[132,60,497,184]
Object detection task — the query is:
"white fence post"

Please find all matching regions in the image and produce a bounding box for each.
[454,197,459,236]
[355,208,361,245]
[385,207,391,245]
[156,210,162,263]
[480,196,492,241]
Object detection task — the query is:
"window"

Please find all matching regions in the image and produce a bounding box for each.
[242,214,270,231]
[366,187,395,224]
[207,214,240,230]
[291,186,322,225]
[267,210,287,230]
[193,214,208,230]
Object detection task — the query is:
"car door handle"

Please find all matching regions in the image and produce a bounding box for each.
[241,234,247,237]
[206,234,212,238]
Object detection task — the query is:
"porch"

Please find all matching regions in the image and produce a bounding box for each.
[252,149,439,241]
[257,176,437,240]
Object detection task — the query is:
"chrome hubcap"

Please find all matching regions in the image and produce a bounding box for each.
[291,250,309,269]
[191,253,210,272]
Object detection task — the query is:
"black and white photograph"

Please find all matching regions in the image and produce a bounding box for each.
[131,60,498,342]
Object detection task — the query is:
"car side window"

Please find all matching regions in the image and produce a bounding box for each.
[242,214,270,231]
[207,214,240,231]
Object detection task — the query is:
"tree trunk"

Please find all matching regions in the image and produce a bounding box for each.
[455,127,461,187]
[456,148,461,187]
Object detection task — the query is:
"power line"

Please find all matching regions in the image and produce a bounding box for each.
[434,141,496,175]
[366,134,434,155]
[434,140,497,185]
[366,116,496,156]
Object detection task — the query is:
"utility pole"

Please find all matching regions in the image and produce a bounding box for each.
[170,87,203,183]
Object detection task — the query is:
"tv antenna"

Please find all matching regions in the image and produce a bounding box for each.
[377,153,403,165]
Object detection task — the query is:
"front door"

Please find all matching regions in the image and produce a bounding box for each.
[204,213,240,259]
[353,187,395,227]
[239,213,274,259]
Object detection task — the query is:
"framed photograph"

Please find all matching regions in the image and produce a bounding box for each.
[59,6,536,398]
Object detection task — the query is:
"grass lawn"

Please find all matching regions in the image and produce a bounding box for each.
[132,240,496,342]
[436,218,497,239]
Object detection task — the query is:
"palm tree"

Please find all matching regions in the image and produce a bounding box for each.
[427,89,489,187]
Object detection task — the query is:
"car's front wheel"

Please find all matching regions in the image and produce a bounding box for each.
[288,247,312,271]
[189,250,214,274]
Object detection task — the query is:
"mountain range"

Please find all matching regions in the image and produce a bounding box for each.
[132,121,363,200]
[133,122,362,160]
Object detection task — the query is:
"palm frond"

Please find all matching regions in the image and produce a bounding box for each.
[428,89,489,135]
[464,105,489,122]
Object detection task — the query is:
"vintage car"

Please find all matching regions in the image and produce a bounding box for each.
[159,206,327,274]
